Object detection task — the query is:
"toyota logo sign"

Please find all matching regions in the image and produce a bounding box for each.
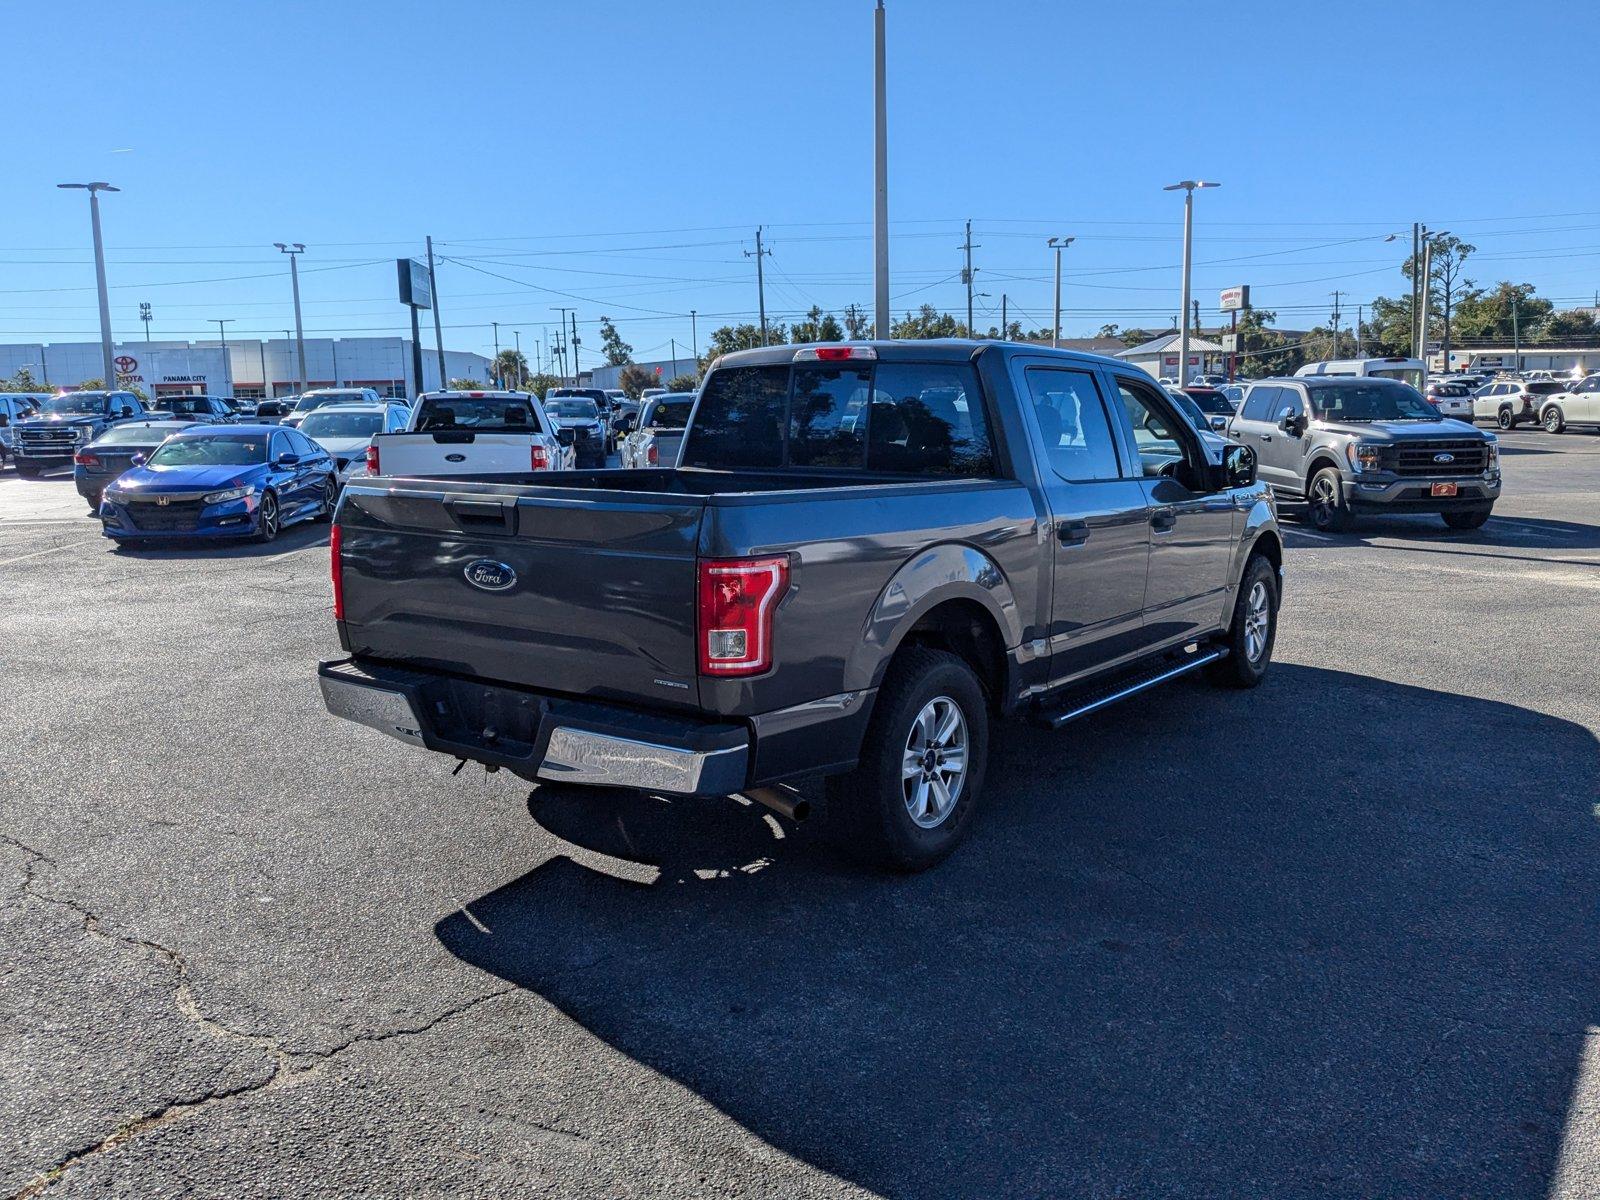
[114,355,138,374]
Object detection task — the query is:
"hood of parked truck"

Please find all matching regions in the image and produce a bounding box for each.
[1313,418,1489,442]
[18,414,100,428]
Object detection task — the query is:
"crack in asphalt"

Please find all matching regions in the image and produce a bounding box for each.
[2,834,518,1200]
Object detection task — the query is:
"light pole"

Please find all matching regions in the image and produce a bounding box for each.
[274,244,308,394]
[1163,180,1220,384]
[212,319,234,395]
[57,182,119,388]
[513,330,523,389]
[551,308,575,384]
[491,321,501,386]
[873,0,890,339]
[1417,230,1450,378]
[1048,236,1074,348]
[139,302,152,343]
[690,309,698,364]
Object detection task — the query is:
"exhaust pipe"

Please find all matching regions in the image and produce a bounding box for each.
[744,785,810,822]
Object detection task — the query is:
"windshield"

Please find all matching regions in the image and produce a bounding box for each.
[301,411,382,439]
[94,424,182,446]
[294,393,363,413]
[1168,390,1209,430]
[546,400,598,419]
[415,398,541,433]
[39,394,110,415]
[147,433,269,467]
[1429,384,1469,397]
[648,400,693,429]
[1183,389,1233,414]
[1309,382,1438,421]
[157,398,210,415]
[1369,367,1424,388]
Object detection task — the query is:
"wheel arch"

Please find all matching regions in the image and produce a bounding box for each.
[1302,453,1344,498]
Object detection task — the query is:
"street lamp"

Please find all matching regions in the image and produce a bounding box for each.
[211,319,234,397]
[1163,180,1220,384]
[1048,236,1074,348]
[57,182,120,387]
[1417,230,1451,377]
[274,243,308,395]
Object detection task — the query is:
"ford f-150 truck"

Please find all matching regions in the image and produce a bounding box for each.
[12,390,147,476]
[320,342,1283,870]
[364,390,573,479]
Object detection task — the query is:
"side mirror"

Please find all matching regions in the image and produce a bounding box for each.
[1277,407,1304,435]
[1210,415,1227,431]
[130,453,146,467]
[277,452,301,466]
[1223,443,1257,489]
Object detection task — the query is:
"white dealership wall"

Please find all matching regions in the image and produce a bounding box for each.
[0,338,491,399]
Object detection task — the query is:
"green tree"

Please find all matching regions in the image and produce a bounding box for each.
[982,319,1024,341]
[492,349,528,387]
[664,373,699,393]
[75,377,148,401]
[1095,323,1121,340]
[1,367,48,392]
[1539,309,1599,341]
[618,363,658,398]
[1450,282,1550,346]
[890,305,967,340]
[702,322,787,368]
[447,377,485,390]
[842,303,872,339]
[790,306,845,344]
[598,317,633,367]
[525,373,562,399]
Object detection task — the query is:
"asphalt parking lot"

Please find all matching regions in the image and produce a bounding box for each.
[4,433,1599,1199]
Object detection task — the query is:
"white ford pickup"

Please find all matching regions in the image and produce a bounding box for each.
[366,390,573,479]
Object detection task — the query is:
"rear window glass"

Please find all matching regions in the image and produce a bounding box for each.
[414,398,543,433]
[1528,382,1566,395]
[94,424,182,446]
[649,400,693,428]
[683,361,996,476]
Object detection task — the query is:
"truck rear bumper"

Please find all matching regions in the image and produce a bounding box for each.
[319,657,751,797]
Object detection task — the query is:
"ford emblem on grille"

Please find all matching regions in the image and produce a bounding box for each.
[445,452,466,462]
[1433,452,1455,464]
[464,559,517,591]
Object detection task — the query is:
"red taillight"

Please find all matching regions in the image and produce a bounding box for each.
[530,444,550,471]
[646,442,659,466]
[330,523,345,621]
[365,443,379,475]
[74,452,99,468]
[697,556,789,676]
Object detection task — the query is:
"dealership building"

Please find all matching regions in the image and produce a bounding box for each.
[0,337,493,401]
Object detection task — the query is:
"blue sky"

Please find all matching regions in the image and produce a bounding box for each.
[9,0,1599,368]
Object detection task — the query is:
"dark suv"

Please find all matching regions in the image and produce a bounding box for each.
[1229,376,1500,531]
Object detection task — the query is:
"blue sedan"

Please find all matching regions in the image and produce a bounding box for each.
[99,424,337,545]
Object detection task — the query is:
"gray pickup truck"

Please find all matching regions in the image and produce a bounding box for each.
[320,341,1283,870]
[1229,376,1501,531]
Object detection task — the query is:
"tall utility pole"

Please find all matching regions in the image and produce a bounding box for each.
[1411,223,1422,359]
[745,227,771,344]
[1192,299,1200,342]
[1512,294,1522,372]
[1048,236,1073,348]
[426,236,446,388]
[570,312,581,384]
[58,182,119,388]
[690,309,699,363]
[1000,294,1008,341]
[1418,239,1435,376]
[212,319,234,393]
[961,220,979,336]
[274,243,308,394]
[550,309,574,383]
[491,321,501,385]
[513,330,523,389]
[140,302,152,343]
[1356,303,1364,356]
[873,0,891,340]
[1164,180,1220,386]
[1329,291,1343,357]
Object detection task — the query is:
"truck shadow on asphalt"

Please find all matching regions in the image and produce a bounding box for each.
[437,664,1600,1198]
[1284,512,1600,552]
[107,521,328,560]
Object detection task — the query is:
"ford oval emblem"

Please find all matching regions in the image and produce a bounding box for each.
[464,559,517,592]
[1433,452,1455,464]
[445,452,466,463]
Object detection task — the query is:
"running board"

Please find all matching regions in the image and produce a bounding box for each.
[1031,647,1227,730]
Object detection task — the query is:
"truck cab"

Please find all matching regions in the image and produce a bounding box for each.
[13,390,145,476]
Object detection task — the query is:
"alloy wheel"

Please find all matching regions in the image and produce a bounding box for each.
[1243,580,1271,663]
[259,493,279,538]
[901,696,968,829]
[1310,476,1336,527]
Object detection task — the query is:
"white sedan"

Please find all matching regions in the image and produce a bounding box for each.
[298,402,410,485]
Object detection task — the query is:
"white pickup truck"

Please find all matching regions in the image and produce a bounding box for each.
[365,390,573,479]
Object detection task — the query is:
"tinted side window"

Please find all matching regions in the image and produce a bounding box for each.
[867,363,994,477]
[1240,385,1280,421]
[790,367,870,467]
[290,429,319,455]
[270,432,290,459]
[1022,367,1121,483]
[681,365,788,469]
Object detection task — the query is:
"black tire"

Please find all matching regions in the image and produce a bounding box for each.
[824,646,989,873]
[1443,506,1492,530]
[1543,406,1566,434]
[251,490,280,543]
[314,476,337,522]
[15,460,41,479]
[1206,554,1278,689]
[86,494,101,513]
[1497,407,1515,430]
[1306,467,1354,532]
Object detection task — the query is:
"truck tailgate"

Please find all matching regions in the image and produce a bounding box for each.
[337,479,707,708]
[372,431,545,477]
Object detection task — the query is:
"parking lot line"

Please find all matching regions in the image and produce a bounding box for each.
[0,538,101,567]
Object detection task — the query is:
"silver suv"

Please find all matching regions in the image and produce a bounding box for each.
[1229,376,1501,531]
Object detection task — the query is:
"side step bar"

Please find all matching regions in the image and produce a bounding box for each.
[1031,647,1227,731]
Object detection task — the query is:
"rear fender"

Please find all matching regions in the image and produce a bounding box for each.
[848,543,1022,692]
